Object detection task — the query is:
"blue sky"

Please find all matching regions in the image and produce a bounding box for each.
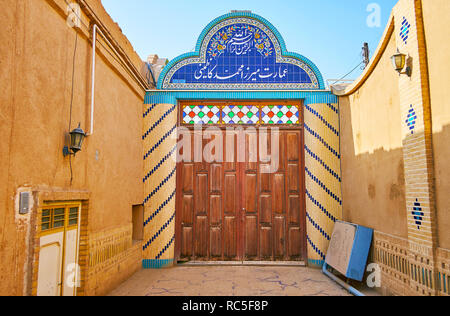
[101,0,398,82]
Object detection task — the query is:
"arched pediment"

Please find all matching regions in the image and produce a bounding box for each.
[157,12,325,90]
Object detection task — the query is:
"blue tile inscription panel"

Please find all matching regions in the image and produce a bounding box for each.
[158,13,324,90]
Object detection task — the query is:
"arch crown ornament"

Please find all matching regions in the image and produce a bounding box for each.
[158,12,325,90]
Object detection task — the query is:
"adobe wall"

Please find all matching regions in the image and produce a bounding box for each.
[337,0,450,296]
[339,32,408,239]
[421,0,450,250]
[0,0,145,295]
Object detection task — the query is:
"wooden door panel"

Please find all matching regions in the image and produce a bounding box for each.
[224,131,237,171]
[181,227,193,257]
[209,195,222,226]
[194,132,208,171]
[245,132,258,171]
[243,130,303,261]
[244,173,257,213]
[287,164,299,192]
[259,165,271,192]
[182,195,194,225]
[195,174,208,215]
[277,132,286,172]
[273,174,285,214]
[260,227,273,259]
[177,124,305,262]
[260,195,272,224]
[195,216,208,257]
[245,216,258,257]
[273,216,286,258]
[182,164,194,193]
[211,164,222,192]
[210,227,222,257]
[224,174,237,215]
[288,195,300,225]
[288,227,302,257]
[224,217,237,258]
[287,132,299,161]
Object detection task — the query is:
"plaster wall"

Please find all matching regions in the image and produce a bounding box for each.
[338,0,450,296]
[339,32,408,238]
[421,0,450,250]
[0,0,144,295]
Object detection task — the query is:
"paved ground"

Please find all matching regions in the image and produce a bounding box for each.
[109,265,352,296]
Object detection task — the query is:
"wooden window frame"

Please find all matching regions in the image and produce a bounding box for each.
[179,100,304,129]
[40,203,80,237]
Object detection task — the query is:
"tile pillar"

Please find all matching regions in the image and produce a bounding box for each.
[142,103,178,268]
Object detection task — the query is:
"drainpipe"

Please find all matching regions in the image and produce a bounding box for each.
[322,263,365,296]
[87,24,148,136]
[88,24,98,136]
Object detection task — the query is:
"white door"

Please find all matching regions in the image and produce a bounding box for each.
[37,204,81,296]
[37,233,64,296]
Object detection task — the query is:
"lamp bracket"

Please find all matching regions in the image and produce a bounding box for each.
[398,66,412,77]
[63,146,75,157]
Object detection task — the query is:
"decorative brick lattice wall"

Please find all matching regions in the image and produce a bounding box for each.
[394,0,439,295]
[86,224,141,295]
[370,231,449,296]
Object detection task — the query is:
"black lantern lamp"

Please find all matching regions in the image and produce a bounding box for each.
[63,123,86,156]
[391,49,411,77]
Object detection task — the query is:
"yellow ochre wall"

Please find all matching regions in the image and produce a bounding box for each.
[336,0,450,296]
[422,0,450,250]
[339,32,407,239]
[0,0,146,296]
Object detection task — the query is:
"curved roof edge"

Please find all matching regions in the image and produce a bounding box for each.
[157,12,325,90]
[332,14,395,96]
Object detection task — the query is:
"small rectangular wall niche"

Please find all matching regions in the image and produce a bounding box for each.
[132,204,144,242]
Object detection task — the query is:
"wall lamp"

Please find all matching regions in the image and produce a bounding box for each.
[391,49,411,77]
[63,123,86,157]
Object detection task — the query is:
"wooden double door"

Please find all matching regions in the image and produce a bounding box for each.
[175,128,306,262]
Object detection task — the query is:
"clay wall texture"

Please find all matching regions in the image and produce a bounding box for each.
[338,0,450,296]
[339,32,407,239]
[0,0,146,295]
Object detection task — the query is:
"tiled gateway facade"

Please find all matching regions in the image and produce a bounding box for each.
[143,12,342,268]
[1,0,449,296]
[143,0,450,296]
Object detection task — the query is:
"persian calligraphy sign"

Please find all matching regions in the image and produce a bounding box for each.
[159,14,324,90]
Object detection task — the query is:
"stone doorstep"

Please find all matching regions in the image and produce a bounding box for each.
[177,261,306,267]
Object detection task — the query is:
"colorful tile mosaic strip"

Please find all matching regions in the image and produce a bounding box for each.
[412,199,424,230]
[406,104,417,134]
[261,105,299,124]
[183,105,221,124]
[181,105,301,125]
[222,105,260,124]
[400,17,411,45]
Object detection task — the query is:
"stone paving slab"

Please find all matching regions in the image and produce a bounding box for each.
[108,266,352,296]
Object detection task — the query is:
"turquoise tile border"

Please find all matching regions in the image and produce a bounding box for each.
[308,259,325,268]
[142,259,174,269]
[157,12,325,90]
[145,90,337,105]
